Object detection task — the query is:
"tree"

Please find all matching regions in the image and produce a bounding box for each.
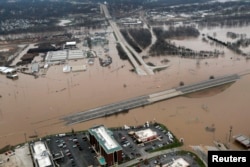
[209,75,215,79]
[179,81,184,86]
[71,128,75,135]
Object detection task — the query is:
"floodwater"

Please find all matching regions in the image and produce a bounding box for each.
[1,26,250,150]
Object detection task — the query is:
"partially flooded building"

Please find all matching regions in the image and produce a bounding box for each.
[30,141,55,167]
[88,125,122,166]
[234,135,250,149]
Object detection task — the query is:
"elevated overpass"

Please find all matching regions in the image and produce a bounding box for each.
[101,4,173,75]
[101,4,152,75]
[62,74,240,125]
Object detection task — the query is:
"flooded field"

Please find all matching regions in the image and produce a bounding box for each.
[1,26,250,149]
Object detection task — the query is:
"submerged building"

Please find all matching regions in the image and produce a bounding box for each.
[88,125,122,166]
[234,134,250,149]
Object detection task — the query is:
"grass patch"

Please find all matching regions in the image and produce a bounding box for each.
[150,122,183,153]
[0,145,15,154]
[150,141,183,153]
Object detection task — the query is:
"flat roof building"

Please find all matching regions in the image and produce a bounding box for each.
[30,141,55,167]
[88,125,122,166]
[134,128,158,143]
[66,41,76,46]
[45,50,87,63]
[163,158,190,167]
[31,63,39,73]
[0,66,16,74]
[65,41,77,49]
[45,50,67,62]
[234,134,250,149]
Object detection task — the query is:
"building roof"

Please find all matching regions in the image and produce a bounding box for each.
[88,125,122,154]
[163,158,190,167]
[0,66,7,72]
[32,141,52,167]
[234,134,250,148]
[31,63,39,73]
[68,50,86,60]
[45,50,87,63]
[135,128,157,141]
[0,66,16,74]
[66,41,76,46]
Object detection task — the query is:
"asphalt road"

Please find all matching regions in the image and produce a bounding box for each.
[176,74,239,93]
[62,96,150,125]
[62,74,239,125]
[101,4,153,75]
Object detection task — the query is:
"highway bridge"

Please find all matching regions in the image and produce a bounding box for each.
[101,4,148,75]
[62,74,240,125]
[63,96,150,125]
[101,4,173,75]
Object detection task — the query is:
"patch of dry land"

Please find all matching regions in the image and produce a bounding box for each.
[1,25,250,151]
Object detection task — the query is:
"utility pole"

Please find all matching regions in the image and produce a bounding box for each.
[229,126,233,143]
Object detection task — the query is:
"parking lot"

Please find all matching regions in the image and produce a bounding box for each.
[112,122,181,163]
[41,123,203,167]
[46,133,99,167]
[139,151,201,167]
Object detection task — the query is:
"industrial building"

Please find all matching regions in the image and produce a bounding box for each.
[134,128,158,143]
[30,141,55,167]
[88,125,123,166]
[45,49,87,63]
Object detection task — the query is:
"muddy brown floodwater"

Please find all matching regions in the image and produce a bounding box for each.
[1,26,250,149]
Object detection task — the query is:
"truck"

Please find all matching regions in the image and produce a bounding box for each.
[58,133,66,137]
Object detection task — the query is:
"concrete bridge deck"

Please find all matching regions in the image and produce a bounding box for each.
[62,74,240,125]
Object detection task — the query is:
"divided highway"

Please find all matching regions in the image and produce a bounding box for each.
[63,96,150,125]
[101,4,153,75]
[62,74,240,125]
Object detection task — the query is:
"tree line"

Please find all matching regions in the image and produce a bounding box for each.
[128,28,152,49]
[153,26,200,39]
[0,1,99,21]
[120,29,142,53]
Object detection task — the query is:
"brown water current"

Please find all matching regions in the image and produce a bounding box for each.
[1,27,250,149]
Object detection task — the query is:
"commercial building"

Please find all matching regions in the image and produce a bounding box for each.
[234,134,250,149]
[45,50,87,63]
[0,66,16,74]
[134,128,158,143]
[45,50,67,62]
[88,125,122,166]
[30,141,55,167]
[0,66,18,79]
[163,158,190,167]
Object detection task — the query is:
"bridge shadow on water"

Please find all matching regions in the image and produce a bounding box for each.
[183,82,235,98]
[104,109,130,118]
